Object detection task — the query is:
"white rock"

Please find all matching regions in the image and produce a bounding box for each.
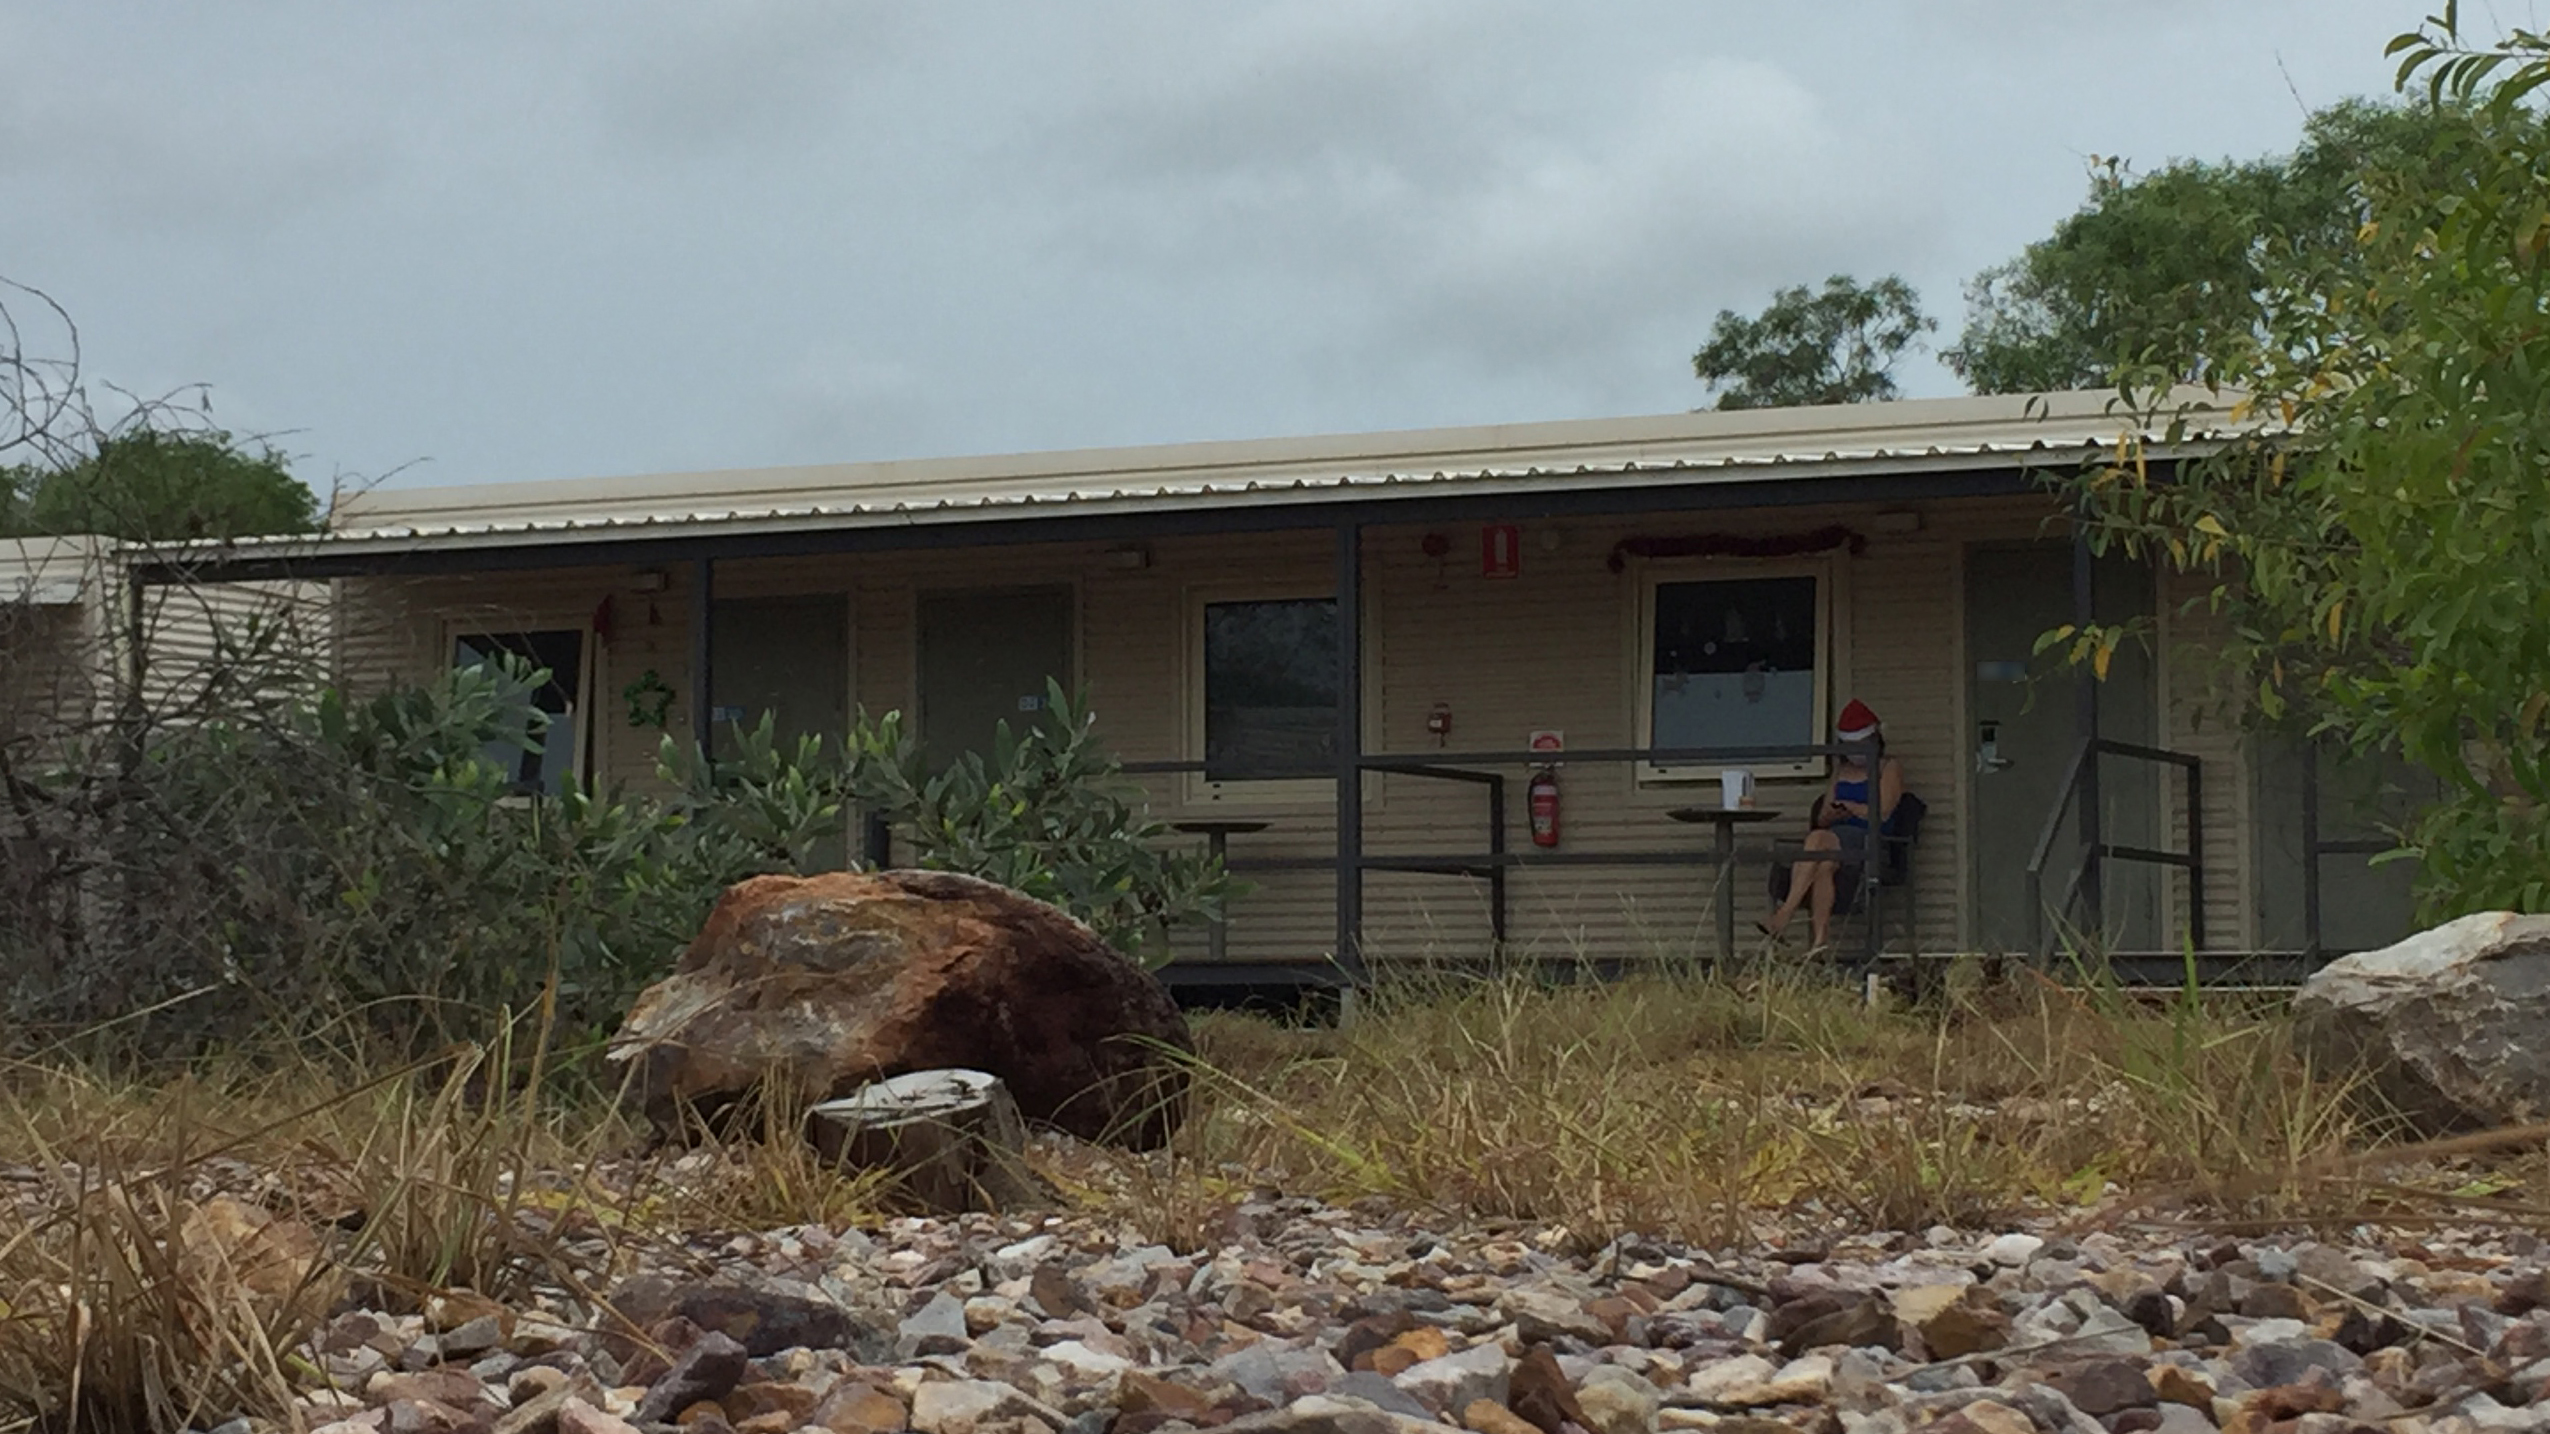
[994,1234,1056,1264]
[1278,1395,1440,1434]
[901,1290,971,1345]
[2231,1317,2311,1347]
[2150,1405,2215,1434]
[1761,1356,1836,1405]
[1685,1354,1832,1409]
[1889,1285,1968,1325]
[1984,1234,2045,1268]
[2294,912,2550,1130]
[2454,1393,2550,1433]
[1042,1340,1136,1380]
[1577,1366,1664,1434]
[1684,1355,1781,1406]
[910,1379,1040,1434]
[1499,1287,1611,1343]
[2047,1300,2153,1357]
[1392,1341,1512,1415]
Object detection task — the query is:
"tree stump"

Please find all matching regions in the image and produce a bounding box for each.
[806,1069,1044,1213]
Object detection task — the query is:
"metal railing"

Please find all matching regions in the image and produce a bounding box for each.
[2297,741,2406,961]
[1127,739,1898,972]
[2023,737,2204,960]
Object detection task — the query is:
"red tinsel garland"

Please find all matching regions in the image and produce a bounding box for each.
[1605,525,1867,573]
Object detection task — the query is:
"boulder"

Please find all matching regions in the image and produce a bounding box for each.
[2292,912,2550,1131]
[610,870,1193,1146]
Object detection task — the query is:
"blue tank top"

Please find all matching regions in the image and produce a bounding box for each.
[1833,773,1872,830]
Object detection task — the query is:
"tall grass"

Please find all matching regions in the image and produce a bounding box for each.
[0,961,2455,1430]
[1160,960,2391,1248]
[0,1006,898,1434]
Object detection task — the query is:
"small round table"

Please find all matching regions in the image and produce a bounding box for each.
[1666,807,1784,962]
[1173,820,1270,962]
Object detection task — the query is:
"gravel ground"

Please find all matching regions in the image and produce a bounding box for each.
[264,1187,2550,1434]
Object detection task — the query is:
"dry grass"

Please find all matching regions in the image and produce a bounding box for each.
[0,962,2519,1430]
[1147,960,2406,1249]
[0,1010,887,1434]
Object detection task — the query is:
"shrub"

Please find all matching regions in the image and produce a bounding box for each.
[661,680,1235,966]
[840,681,1231,965]
[2,651,1223,1056]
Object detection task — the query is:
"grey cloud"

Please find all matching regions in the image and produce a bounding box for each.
[0,0,2425,486]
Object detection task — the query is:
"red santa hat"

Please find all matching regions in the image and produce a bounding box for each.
[1835,698,1881,741]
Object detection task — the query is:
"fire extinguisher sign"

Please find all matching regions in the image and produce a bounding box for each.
[1482,524,1521,579]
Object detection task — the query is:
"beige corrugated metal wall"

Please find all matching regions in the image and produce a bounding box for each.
[2159,565,2254,950]
[3,539,331,740]
[132,579,333,719]
[331,490,2267,964]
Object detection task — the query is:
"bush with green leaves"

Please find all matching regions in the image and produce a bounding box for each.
[3,656,715,1048]
[4,642,1226,1055]
[655,680,1233,966]
[837,681,1232,965]
[2064,14,2550,919]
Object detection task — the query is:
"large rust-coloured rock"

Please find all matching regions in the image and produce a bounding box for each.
[610,870,1192,1146]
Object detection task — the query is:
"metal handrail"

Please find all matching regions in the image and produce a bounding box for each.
[2024,737,2206,960]
[1138,739,1892,969]
[2022,741,2098,887]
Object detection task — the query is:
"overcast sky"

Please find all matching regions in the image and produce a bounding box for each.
[0,2,2444,493]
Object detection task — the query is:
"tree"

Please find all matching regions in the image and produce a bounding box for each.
[2066,12,2550,918]
[1691,275,1934,409]
[5,428,317,541]
[1948,101,2464,394]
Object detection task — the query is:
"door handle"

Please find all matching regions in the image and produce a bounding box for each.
[1976,721,2013,775]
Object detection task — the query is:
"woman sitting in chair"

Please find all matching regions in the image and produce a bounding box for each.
[1760,698,1904,949]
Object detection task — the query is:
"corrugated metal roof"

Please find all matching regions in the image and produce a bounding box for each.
[203,388,2250,560]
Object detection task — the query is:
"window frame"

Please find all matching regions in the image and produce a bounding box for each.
[444,620,597,795]
[1630,557,1836,784]
[1181,582,1348,810]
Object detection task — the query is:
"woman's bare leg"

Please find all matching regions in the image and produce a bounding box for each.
[1808,860,1837,946]
[1763,829,1842,938]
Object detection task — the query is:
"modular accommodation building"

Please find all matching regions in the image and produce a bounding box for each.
[154,392,2423,986]
[1,535,330,747]
[1,536,118,745]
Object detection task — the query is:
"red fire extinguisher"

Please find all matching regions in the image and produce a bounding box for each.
[1528,767,1561,848]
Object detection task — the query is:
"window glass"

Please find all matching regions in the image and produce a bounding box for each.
[453,629,583,792]
[1650,576,1819,756]
[1203,598,1338,781]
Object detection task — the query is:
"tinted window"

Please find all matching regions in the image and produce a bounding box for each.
[453,629,583,792]
[1204,598,1338,781]
[1650,576,1818,756]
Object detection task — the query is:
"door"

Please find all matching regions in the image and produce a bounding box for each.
[1965,544,2162,955]
[711,595,850,759]
[917,585,1074,770]
[2252,737,2433,954]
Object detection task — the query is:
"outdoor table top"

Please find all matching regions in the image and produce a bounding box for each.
[1664,807,1786,825]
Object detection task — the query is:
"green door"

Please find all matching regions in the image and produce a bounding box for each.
[711,595,851,758]
[1965,544,2162,955]
[917,586,1074,770]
